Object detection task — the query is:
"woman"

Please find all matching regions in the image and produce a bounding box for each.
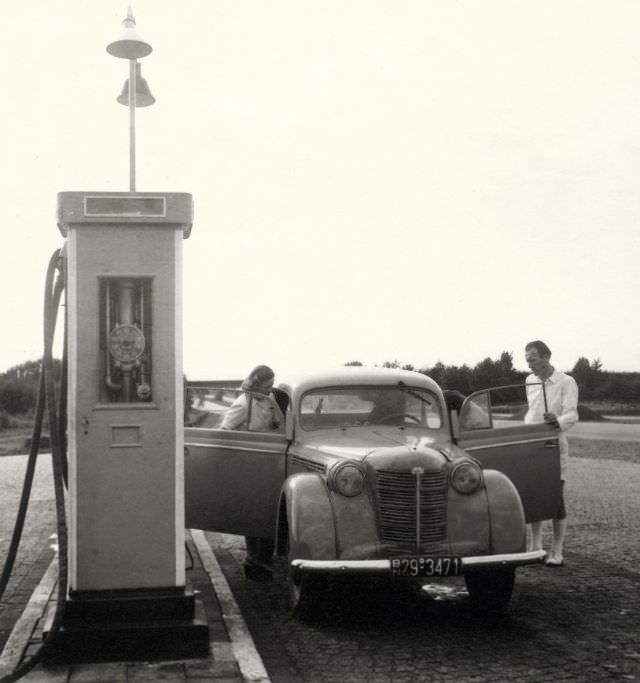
[221,365,278,431]
[220,364,278,580]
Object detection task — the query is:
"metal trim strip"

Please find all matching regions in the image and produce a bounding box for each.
[463,437,557,451]
[185,442,285,455]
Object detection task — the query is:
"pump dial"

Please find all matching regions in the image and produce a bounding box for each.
[108,324,146,363]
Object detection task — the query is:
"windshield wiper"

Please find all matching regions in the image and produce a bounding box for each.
[397,381,432,406]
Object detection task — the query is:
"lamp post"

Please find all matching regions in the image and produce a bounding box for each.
[106,6,154,191]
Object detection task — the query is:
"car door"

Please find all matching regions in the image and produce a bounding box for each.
[184,387,288,538]
[455,384,561,523]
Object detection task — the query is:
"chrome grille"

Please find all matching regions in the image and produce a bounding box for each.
[376,469,447,551]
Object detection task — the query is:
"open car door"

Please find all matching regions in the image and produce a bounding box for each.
[184,386,288,538]
[455,384,561,523]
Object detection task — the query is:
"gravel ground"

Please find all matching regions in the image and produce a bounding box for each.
[209,446,640,682]
[570,437,640,464]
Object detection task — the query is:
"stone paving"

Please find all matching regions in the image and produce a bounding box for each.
[2,533,247,682]
[207,446,640,683]
[0,455,57,653]
[0,456,248,682]
[2,441,640,682]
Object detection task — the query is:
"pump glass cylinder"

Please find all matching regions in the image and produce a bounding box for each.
[99,277,152,403]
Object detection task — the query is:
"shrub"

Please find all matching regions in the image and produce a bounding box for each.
[0,410,12,430]
[0,378,37,415]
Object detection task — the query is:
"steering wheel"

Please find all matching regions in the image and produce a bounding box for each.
[377,413,421,425]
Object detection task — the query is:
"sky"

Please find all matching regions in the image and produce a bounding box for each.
[1,1,639,380]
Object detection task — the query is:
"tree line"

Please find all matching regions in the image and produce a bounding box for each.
[1,353,639,424]
[347,353,640,403]
[0,359,62,421]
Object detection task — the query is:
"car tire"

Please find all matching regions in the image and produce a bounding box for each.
[286,540,325,621]
[464,567,515,613]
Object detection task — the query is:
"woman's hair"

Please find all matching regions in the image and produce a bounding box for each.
[241,365,275,392]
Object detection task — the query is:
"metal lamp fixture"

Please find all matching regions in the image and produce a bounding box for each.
[106,6,152,59]
[107,6,154,192]
[117,62,155,107]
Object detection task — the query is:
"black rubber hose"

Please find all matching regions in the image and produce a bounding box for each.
[39,250,69,660]
[0,250,68,683]
[0,367,46,602]
[0,248,62,602]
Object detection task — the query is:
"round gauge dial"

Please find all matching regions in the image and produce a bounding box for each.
[108,324,145,363]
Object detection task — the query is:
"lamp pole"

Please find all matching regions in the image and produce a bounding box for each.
[129,58,136,190]
[106,5,153,192]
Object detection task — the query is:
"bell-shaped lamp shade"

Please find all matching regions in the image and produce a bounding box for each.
[117,63,155,107]
[107,9,152,59]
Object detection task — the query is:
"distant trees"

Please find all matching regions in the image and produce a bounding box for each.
[0,359,62,417]
[381,360,415,371]
[2,353,639,420]
[346,353,640,404]
[0,378,37,415]
[420,351,526,394]
[570,357,603,399]
[570,357,640,403]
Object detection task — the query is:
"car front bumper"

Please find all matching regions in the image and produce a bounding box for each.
[290,549,546,576]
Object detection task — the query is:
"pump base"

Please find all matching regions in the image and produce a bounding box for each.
[43,588,209,663]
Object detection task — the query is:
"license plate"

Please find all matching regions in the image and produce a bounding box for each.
[390,556,462,578]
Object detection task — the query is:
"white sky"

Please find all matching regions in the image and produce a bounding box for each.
[1,1,639,379]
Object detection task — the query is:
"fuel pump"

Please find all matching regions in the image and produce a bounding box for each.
[50,191,208,660]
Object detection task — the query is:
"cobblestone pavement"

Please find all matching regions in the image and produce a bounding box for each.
[208,449,640,683]
[3,442,640,682]
[0,455,56,652]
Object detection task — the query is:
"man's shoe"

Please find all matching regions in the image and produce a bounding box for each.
[243,561,273,582]
[545,556,564,567]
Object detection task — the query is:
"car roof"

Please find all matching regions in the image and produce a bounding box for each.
[276,366,442,397]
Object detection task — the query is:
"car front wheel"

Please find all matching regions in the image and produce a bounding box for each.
[464,567,515,613]
[287,539,326,621]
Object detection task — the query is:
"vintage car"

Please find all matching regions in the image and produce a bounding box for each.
[184,367,560,619]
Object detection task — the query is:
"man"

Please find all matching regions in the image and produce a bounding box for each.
[524,340,579,567]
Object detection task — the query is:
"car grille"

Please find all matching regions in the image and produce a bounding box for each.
[375,469,447,552]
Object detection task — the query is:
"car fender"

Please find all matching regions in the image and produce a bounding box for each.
[483,469,526,554]
[276,473,336,560]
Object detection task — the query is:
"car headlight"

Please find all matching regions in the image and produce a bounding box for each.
[450,461,483,494]
[328,461,366,497]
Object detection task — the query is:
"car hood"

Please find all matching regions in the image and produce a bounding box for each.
[293,427,463,468]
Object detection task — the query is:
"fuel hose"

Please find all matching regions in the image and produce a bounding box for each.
[0,249,68,683]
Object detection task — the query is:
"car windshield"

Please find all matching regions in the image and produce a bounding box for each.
[299,385,442,431]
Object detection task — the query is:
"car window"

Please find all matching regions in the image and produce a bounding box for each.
[460,393,492,429]
[185,386,241,428]
[185,386,285,433]
[460,384,537,430]
[299,386,442,430]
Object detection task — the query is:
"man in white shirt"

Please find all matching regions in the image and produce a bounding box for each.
[524,340,579,567]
